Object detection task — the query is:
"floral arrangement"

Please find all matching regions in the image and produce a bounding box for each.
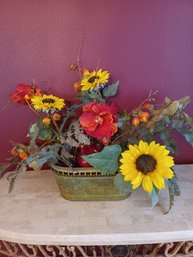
[1,65,193,212]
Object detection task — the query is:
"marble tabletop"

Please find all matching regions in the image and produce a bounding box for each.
[0,164,193,246]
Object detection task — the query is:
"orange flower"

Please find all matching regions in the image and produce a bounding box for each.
[79,102,118,145]
[52,113,61,121]
[10,84,33,104]
[10,84,41,105]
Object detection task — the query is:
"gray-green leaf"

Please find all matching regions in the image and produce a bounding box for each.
[103,81,119,97]
[114,173,132,193]
[148,188,159,208]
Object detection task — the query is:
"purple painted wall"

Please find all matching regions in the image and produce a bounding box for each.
[0,0,193,163]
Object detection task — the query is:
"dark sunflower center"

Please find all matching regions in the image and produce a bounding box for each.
[42,98,55,104]
[136,154,157,174]
[88,76,100,83]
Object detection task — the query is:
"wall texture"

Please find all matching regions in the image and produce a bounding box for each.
[0,0,193,163]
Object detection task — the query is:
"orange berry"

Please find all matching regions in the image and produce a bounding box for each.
[131,117,140,126]
[19,152,28,160]
[139,112,150,122]
[24,94,30,100]
[11,149,18,156]
[73,82,81,92]
[143,102,151,110]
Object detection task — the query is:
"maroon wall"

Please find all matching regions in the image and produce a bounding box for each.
[0,0,193,163]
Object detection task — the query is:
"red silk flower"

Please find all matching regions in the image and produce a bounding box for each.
[10,84,41,104]
[79,102,118,145]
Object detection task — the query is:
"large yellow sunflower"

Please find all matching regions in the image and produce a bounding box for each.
[81,69,110,91]
[31,94,65,112]
[119,140,174,193]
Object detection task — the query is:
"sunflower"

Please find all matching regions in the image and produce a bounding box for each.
[31,94,65,112]
[80,69,110,91]
[119,141,174,193]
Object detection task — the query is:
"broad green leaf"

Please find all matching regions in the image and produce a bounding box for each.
[83,144,122,175]
[148,188,159,208]
[103,81,119,97]
[114,173,132,193]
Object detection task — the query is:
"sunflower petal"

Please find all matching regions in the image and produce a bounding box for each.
[132,173,143,189]
[142,176,153,193]
[151,173,165,190]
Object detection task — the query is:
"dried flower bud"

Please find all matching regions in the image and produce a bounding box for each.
[34,88,42,96]
[69,63,78,71]
[73,82,81,92]
[81,67,89,75]
[42,117,51,126]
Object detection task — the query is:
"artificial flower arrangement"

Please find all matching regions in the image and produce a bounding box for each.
[1,65,193,212]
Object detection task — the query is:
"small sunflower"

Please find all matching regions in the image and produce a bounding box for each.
[80,69,110,91]
[31,94,65,112]
[119,140,174,193]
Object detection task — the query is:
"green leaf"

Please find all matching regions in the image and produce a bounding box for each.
[0,163,11,177]
[27,144,61,170]
[171,118,193,147]
[127,136,139,145]
[148,188,159,208]
[183,132,193,147]
[159,130,178,155]
[7,164,27,193]
[114,173,132,193]
[83,144,122,175]
[39,127,52,140]
[103,81,119,97]
[76,90,105,104]
[28,123,39,141]
[171,119,185,130]
[28,121,52,141]
[165,176,180,214]
[137,127,153,142]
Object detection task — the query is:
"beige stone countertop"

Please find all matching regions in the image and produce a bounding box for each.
[0,164,193,246]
